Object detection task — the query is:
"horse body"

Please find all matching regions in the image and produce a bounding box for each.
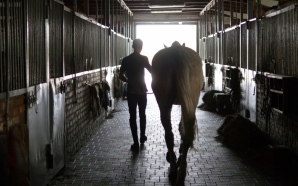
[151,43,204,185]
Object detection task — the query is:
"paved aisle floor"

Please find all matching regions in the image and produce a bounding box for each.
[50,93,297,186]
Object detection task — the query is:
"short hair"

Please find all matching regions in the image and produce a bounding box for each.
[132,39,143,49]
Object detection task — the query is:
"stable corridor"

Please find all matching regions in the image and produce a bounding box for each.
[50,93,297,186]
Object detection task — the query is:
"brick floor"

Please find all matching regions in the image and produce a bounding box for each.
[50,93,298,186]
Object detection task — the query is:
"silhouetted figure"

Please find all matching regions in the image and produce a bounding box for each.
[119,39,152,151]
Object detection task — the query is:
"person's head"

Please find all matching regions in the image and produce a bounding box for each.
[132,39,143,53]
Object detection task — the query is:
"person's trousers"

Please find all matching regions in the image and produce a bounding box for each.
[127,93,147,144]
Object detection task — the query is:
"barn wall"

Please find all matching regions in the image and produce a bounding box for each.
[256,75,298,153]
[199,3,298,153]
[0,0,132,185]
[255,6,298,152]
[64,72,106,160]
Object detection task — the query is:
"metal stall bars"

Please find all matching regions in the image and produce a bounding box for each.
[28,0,46,86]
[49,1,63,79]
[3,0,26,92]
[64,6,74,76]
[0,0,27,134]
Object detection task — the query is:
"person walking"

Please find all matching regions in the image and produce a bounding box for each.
[119,39,152,151]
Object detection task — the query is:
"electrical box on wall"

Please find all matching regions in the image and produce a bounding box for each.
[205,63,212,77]
[265,73,297,115]
[223,67,240,92]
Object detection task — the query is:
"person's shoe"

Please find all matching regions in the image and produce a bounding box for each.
[140,136,147,144]
[131,143,139,151]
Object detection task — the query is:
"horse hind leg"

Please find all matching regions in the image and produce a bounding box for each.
[176,121,183,167]
[176,114,197,185]
[160,107,178,178]
[176,141,190,186]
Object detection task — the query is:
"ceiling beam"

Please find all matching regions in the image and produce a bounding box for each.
[133,12,200,23]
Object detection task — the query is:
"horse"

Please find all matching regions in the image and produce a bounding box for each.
[151,41,204,185]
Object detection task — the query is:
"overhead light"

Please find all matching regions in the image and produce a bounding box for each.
[149,4,185,8]
[151,10,182,14]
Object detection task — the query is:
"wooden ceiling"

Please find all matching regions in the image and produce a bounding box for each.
[123,0,280,23]
[63,0,281,23]
[123,0,210,14]
[123,0,210,22]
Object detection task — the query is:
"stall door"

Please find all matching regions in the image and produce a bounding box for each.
[28,83,50,186]
[49,79,65,178]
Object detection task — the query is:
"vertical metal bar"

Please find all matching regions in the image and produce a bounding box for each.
[62,3,65,77]
[100,0,102,79]
[246,0,253,110]
[121,3,123,35]
[111,0,114,66]
[4,0,10,131]
[25,0,29,88]
[126,10,128,38]
[18,0,22,88]
[247,0,253,70]
[255,0,260,71]
[19,0,24,89]
[16,0,20,88]
[197,20,199,54]
[132,13,135,39]
[235,0,238,25]
[127,11,130,39]
[221,0,224,65]
[115,0,119,33]
[123,9,126,37]
[11,0,15,90]
[105,0,110,27]
[72,0,76,74]
[240,0,243,22]
[87,0,89,17]
[124,9,127,37]
[217,0,221,32]
[214,1,217,33]
[0,0,2,92]
[204,12,206,61]
[293,8,296,76]
[247,0,253,20]
[72,0,77,101]
[216,0,221,65]
[230,0,232,27]
[115,0,118,66]
[130,13,132,39]
[17,0,21,89]
[111,0,114,31]
[128,16,131,40]
[236,0,239,67]
[96,0,98,21]
[73,0,77,12]
[45,0,50,83]
[239,0,243,67]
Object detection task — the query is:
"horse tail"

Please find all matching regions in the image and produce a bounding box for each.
[175,50,199,148]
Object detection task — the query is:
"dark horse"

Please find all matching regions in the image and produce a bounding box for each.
[151,42,204,185]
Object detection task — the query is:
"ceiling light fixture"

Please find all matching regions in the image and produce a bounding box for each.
[151,10,183,14]
[149,4,185,8]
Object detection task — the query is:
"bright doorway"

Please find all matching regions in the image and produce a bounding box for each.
[136,24,197,93]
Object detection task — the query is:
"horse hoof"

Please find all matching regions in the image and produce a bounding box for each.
[175,180,185,186]
[166,151,177,163]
